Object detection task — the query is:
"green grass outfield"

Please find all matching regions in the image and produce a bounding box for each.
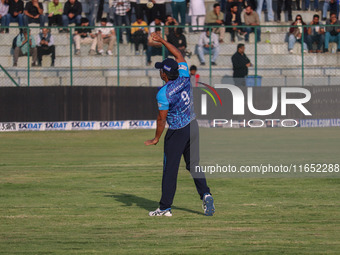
[0,128,339,254]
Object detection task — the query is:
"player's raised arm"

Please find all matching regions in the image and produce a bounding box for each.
[151,32,186,64]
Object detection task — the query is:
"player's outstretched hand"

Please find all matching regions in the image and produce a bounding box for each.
[144,138,159,146]
[151,32,162,42]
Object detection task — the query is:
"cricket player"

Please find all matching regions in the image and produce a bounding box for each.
[145,32,215,217]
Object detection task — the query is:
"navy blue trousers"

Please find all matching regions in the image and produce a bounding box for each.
[159,119,210,210]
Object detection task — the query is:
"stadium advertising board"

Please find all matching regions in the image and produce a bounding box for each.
[0,121,157,132]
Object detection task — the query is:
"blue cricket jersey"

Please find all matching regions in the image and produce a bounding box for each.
[156,62,196,130]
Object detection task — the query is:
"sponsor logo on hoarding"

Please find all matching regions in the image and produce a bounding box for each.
[71,122,95,129]
[45,122,68,129]
[129,120,155,127]
[18,123,43,130]
[0,122,16,131]
[100,121,125,129]
[300,119,340,127]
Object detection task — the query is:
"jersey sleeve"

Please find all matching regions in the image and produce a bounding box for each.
[156,87,169,111]
[178,62,190,78]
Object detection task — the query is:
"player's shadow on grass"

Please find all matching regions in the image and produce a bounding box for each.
[105,193,202,216]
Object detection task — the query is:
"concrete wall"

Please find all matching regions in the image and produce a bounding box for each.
[1,85,339,122]
[0,86,158,122]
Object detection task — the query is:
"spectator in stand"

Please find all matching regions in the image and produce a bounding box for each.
[74,17,98,56]
[189,0,206,33]
[62,0,82,31]
[288,14,308,53]
[164,15,178,37]
[190,65,200,87]
[171,0,186,26]
[152,0,166,22]
[146,28,168,65]
[95,17,116,56]
[231,43,251,86]
[225,4,245,42]
[48,0,63,32]
[131,16,148,55]
[23,0,45,27]
[277,0,292,22]
[197,28,220,66]
[220,0,227,13]
[296,0,318,11]
[96,0,107,23]
[305,0,319,11]
[128,0,137,23]
[244,5,261,42]
[295,0,301,11]
[167,27,187,57]
[4,0,24,33]
[13,28,38,67]
[206,3,225,43]
[226,0,244,16]
[36,28,55,67]
[246,0,257,10]
[136,0,152,24]
[142,0,166,23]
[0,0,9,33]
[149,15,164,35]
[306,14,324,53]
[324,12,340,53]
[256,0,274,22]
[113,0,131,44]
[322,0,337,21]
[83,0,100,27]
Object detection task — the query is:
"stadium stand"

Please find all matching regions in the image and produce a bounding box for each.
[1,0,340,87]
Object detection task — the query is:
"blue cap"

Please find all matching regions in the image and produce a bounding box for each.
[155,58,178,74]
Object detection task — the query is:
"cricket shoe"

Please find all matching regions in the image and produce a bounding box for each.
[203,193,215,216]
[148,208,172,217]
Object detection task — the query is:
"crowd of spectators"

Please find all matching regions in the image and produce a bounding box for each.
[1,0,340,67]
[287,12,340,53]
